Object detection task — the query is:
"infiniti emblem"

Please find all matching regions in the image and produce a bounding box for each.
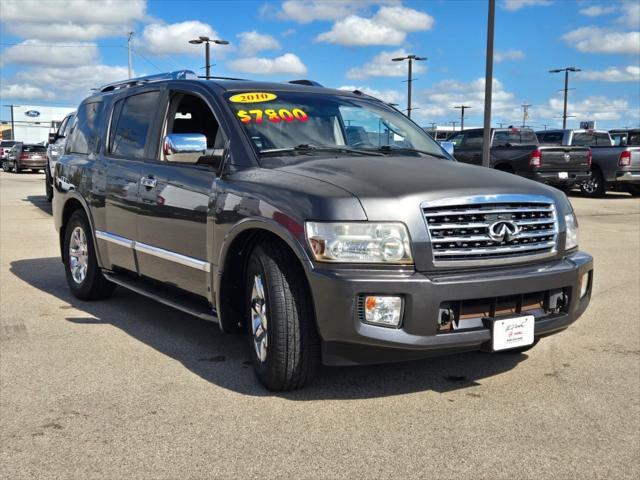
[488,220,521,242]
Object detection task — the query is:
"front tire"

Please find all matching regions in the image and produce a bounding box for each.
[245,241,320,391]
[581,168,606,197]
[63,210,115,300]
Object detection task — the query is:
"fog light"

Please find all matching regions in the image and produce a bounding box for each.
[364,296,403,327]
[580,272,590,299]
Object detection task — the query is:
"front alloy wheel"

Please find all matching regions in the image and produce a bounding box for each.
[68,226,89,284]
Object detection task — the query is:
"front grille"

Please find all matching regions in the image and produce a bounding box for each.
[423,196,558,266]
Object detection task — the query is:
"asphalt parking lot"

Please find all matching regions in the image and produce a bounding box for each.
[1,171,639,479]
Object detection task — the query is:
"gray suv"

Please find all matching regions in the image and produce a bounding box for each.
[53,71,593,390]
[46,111,75,201]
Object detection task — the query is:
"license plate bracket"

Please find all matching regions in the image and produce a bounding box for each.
[483,314,535,351]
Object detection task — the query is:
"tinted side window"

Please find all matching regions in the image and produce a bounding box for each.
[448,132,465,146]
[62,115,76,137]
[110,91,160,159]
[68,102,103,155]
[463,131,484,148]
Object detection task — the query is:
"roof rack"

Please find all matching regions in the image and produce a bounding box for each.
[288,79,323,87]
[98,70,197,92]
[197,75,248,81]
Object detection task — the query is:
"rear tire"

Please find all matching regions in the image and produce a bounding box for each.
[245,241,320,391]
[581,168,606,197]
[63,210,115,300]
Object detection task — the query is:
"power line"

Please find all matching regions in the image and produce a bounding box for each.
[0,42,126,48]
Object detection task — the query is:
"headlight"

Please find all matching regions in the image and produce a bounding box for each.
[564,213,579,250]
[305,222,413,264]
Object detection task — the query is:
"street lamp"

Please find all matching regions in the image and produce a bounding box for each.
[391,54,426,119]
[454,105,472,130]
[549,66,581,129]
[189,36,229,79]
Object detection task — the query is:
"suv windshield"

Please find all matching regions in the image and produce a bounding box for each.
[226,91,445,159]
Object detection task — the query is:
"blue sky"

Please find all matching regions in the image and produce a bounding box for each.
[1,0,639,129]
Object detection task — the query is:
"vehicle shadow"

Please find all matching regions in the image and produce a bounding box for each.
[10,257,527,399]
[25,194,52,215]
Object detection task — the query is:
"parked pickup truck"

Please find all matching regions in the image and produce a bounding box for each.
[449,128,591,191]
[537,129,640,197]
[53,71,593,390]
[45,111,75,202]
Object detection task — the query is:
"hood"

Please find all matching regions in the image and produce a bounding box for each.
[267,154,568,220]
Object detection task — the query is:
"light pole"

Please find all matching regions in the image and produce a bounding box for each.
[391,54,426,119]
[482,0,495,168]
[454,105,472,131]
[549,66,581,129]
[189,36,229,78]
[127,31,134,79]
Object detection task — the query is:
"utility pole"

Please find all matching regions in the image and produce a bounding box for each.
[428,122,437,130]
[188,37,230,78]
[482,0,495,168]
[449,120,458,131]
[127,31,134,79]
[392,54,426,119]
[454,105,472,131]
[549,67,581,129]
[521,103,532,128]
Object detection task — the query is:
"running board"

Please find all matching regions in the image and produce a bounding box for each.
[103,271,218,323]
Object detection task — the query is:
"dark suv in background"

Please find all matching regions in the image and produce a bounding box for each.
[53,71,593,390]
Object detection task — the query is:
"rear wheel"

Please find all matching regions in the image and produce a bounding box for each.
[581,168,606,197]
[245,241,320,391]
[63,210,115,300]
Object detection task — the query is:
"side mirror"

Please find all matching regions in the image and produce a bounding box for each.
[438,141,455,156]
[163,133,206,164]
[48,133,57,143]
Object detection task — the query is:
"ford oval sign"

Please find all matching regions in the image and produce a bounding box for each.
[25,110,40,118]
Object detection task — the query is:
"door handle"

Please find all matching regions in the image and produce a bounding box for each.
[141,176,157,188]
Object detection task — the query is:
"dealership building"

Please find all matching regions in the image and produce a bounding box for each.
[2,105,75,144]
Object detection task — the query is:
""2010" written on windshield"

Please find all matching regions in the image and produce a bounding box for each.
[236,108,309,124]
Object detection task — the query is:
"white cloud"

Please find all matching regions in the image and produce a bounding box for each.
[227,53,307,75]
[373,6,435,32]
[0,0,145,40]
[562,27,640,54]
[0,83,55,101]
[495,49,525,62]
[316,5,434,46]
[318,16,405,46]
[237,31,281,56]
[577,65,640,82]
[536,95,638,123]
[346,49,427,79]
[502,0,552,11]
[140,21,227,56]
[1,40,98,67]
[276,0,384,24]
[621,1,640,28]
[338,85,403,104]
[579,5,617,17]
[413,77,519,124]
[15,65,131,99]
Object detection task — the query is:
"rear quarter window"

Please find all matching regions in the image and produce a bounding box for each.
[109,91,160,159]
[67,102,104,155]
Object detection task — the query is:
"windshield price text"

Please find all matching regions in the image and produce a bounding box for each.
[236,108,309,125]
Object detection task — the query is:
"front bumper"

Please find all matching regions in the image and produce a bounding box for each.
[307,251,593,365]
[526,170,591,186]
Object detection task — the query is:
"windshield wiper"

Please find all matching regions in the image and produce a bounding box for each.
[260,144,383,156]
[374,145,449,159]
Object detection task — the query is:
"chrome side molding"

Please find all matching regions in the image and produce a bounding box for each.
[95,230,210,272]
